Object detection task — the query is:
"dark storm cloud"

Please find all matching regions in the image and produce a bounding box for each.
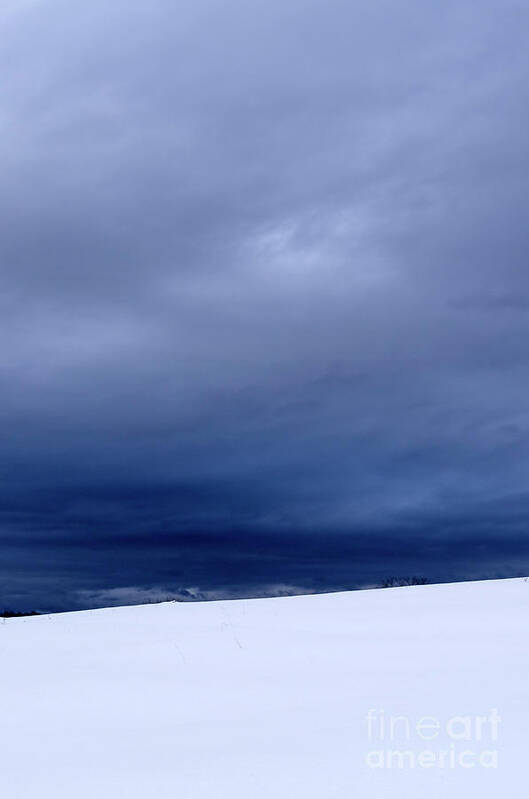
[1,0,529,610]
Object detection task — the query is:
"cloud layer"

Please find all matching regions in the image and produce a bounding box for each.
[1,0,529,609]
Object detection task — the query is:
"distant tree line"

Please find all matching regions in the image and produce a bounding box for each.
[1,609,41,618]
[380,576,429,588]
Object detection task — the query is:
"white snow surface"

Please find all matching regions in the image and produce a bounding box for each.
[1,577,528,797]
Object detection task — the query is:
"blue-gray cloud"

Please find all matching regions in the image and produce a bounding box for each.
[1,0,529,610]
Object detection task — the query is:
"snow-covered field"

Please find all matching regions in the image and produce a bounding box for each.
[1,577,527,797]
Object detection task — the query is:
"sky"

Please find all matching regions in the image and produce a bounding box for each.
[1,0,529,611]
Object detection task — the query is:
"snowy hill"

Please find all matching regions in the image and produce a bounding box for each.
[1,578,527,797]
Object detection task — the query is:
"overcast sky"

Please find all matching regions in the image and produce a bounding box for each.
[2,0,529,611]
